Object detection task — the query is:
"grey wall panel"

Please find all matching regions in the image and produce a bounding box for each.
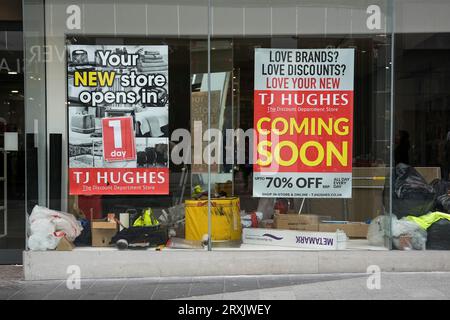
[45,1,450,38]
[326,7,352,35]
[244,6,271,36]
[147,4,178,36]
[83,2,116,35]
[212,6,244,36]
[297,6,326,35]
[396,1,450,33]
[272,6,297,35]
[116,3,147,36]
[179,5,208,35]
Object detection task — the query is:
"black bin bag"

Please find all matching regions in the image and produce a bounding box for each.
[387,163,436,218]
[430,179,450,213]
[111,225,168,249]
[427,219,450,250]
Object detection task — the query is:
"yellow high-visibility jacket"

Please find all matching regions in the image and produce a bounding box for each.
[406,211,450,230]
[133,208,159,227]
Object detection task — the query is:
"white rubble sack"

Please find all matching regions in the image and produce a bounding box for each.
[367,215,387,246]
[367,214,427,250]
[27,205,83,251]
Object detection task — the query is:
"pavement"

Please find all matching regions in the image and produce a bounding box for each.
[1,265,450,300]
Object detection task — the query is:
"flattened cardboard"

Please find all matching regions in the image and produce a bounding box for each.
[56,237,75,251]
[319,222,368,238]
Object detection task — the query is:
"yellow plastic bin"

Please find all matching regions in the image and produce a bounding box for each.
[185,197,242,241]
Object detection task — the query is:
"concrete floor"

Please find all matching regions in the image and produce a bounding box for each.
[1,265,450,300]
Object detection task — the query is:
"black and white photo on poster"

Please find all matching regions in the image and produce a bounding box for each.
[135,137,169,169]
[67,44,169,170]
[69,134,168,169]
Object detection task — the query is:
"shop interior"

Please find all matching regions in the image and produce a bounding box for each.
[23,27,450,253]
[29,34,402,253]
[0,17,25,262]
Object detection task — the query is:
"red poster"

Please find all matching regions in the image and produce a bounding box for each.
[253,48,354,198]
[102,117,136,162]
[253,90,353,174]
[69,168,169,195]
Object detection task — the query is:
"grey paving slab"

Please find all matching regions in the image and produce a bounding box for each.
[388,274,448,298]
[0,281,22,290]
[224,277,259,293]
[115,281,158,300]
[364,282,406,294]
[180,293,224,300]
[151,283,192,300]
[0,266,23,281]
[367,293,410,300]
[191,276,226,283]
[44,280,96,300]
[158,277,193,284]
[329,289,372,300]
[189,281,225,297]
[259,289,296,300]
[79,291,119,300]
[426,282,450,297]
[8,280,63,300]
[290,281,329,292]
[441,290,450,299]
[2,271,450,300]
[78,280,127,300]
[257,276,294,289]
[88,280,128,292]
[323,277,384,300]
[125,277,161,285]
[293,288,334,300]
[405,288,447,300]
[223,291,261,300]
[0,287,22,300]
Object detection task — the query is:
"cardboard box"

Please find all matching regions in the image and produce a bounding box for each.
[274,213,320,229]
[56,237,75,251]
[259,219,274,229]
[275,221,319,231]
[319,222,369,238]
[91,219,117,247]
[243,228,347,250]
[215,182,233,197]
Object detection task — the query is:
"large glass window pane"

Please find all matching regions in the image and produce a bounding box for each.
[394,32,450,250]
[209,0,394,251]
[24,0,209,251]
